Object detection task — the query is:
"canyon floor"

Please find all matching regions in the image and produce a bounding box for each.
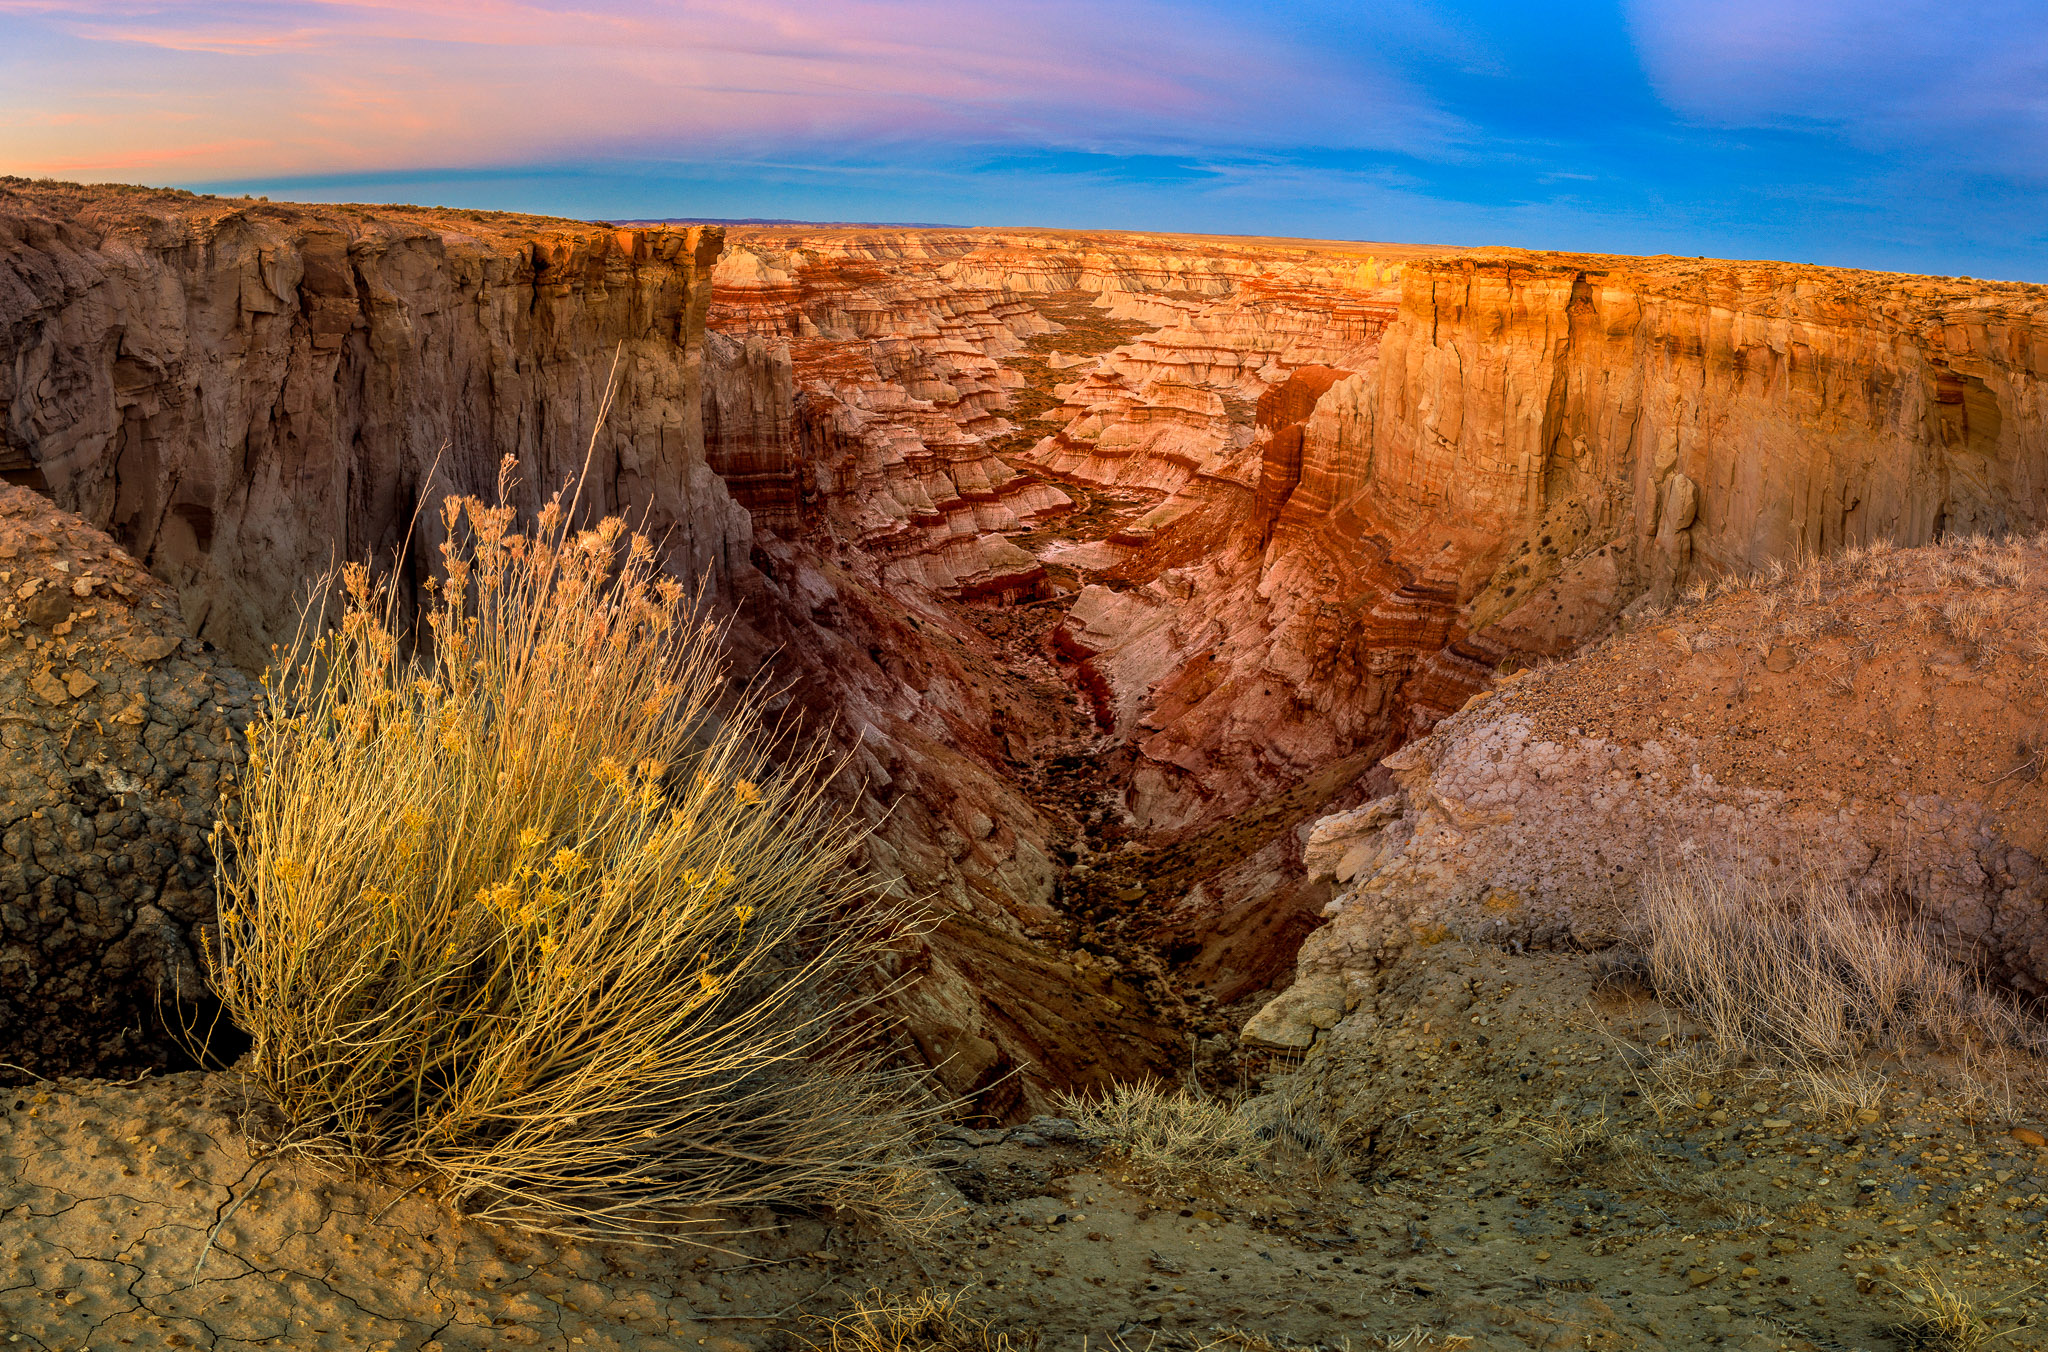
[8,943,2046,1352]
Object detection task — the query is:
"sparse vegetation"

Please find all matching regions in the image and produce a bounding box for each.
[1059,1081,1262,1185]
[802,1289,1035,1352]
[1627,862,2044,1072]
[1787,1064,1892,1129]
[1888,1263,2035,1350]
[208,467,928,1240]
[1517,1104,1611,1165]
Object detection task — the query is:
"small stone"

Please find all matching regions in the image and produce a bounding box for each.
[29,668,70,704]
[1687,1268,1721,1287]
[1024,1115,1083,1144]
[25,587,72,628]
[63,669,98,698]
[121,634,182,663]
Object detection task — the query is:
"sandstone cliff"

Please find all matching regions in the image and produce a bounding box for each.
[698,227,2048,1052]
[1039,249,2048,837]
[0,189,1190,1106]
[12,188,2048,1104]
[0,179,744,669]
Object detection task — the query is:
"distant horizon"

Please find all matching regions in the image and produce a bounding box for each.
[5,0,2044,285]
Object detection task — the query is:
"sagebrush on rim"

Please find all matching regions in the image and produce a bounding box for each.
[208,462,932,1241]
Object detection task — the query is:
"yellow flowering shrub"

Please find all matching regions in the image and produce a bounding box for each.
[208,460,924,1242]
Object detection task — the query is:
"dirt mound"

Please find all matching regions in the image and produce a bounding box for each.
[0,486,255,1083]
[1260,533,2048,1044]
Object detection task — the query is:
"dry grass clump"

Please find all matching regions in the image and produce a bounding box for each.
[1888,1264,2035,1350]
[1059,1082,1263,1185]
[1943,593,2008,642]
[1628,864,2043,1073]
[802,1290,1035,1352]
[209,472,926,1241]
[1787,1065,1892,1129]
[1517,1105,1611,1166]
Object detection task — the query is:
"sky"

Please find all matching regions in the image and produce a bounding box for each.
[3,0,2046,279]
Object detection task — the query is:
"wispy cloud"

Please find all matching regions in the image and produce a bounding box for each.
[1,0,1455,180]
[1626,0,2048,180]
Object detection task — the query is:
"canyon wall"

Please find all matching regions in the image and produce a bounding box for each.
[1035,249,2048,835]
[0,180,744,668]
[716,229,2048,1025]
[0,186,1188,1105]
[9,185,2046,1100]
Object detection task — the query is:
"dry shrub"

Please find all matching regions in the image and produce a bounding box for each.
[803,1289,1034,1352]
[1518,1105,1611,1165]
[1986,547,2029,588]
[1943,593,2006,642]
[1789,1065,1891,1129]
[1932,555,1990,590]
[1240,1055,1352,1180]
[209,474,927,1240]
[1059,1082,1262,1185]
[1631,864,2043,1071]
[1887,1263,2036,1350]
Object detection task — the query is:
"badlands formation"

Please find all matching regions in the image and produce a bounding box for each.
[5,179,2048,1348]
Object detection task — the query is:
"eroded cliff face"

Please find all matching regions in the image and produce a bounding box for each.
[1248,534,2048,1049]
[1049,251,2048,838]
[0,187,1192,1106]
[692,228,2048,1041]
[0,180,744,669]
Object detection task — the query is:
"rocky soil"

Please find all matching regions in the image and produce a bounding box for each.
[1262,533,2048,1048]
[0,485,255,1084]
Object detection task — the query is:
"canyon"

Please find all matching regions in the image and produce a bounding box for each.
[6,178,2048,1111]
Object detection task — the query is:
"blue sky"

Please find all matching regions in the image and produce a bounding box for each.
[3,0,2046,278]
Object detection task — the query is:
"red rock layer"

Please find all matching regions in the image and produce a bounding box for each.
[1050,247,2048,840]
[706,235,1067,602]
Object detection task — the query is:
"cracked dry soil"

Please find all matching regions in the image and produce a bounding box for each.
[9,943,2048,1351]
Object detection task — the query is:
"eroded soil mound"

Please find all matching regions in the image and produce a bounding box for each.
[1275,533,2048,1039]
[0,485,255,1083]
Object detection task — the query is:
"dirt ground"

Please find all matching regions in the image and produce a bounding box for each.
[8,940,2044,1351]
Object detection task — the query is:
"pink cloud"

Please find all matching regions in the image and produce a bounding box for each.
[2,0,1456,182]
